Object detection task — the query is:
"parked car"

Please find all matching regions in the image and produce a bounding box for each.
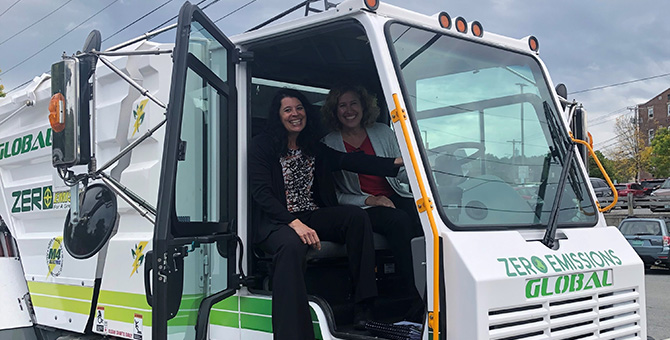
[618,217,670,269]
[641,179,665,195]
[589,177,613,198]
[649,178,670,212]
[615,182,645,198]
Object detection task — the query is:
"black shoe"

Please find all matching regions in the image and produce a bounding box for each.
[353,299,374,330]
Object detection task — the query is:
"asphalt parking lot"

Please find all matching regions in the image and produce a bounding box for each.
[645,267,670,340]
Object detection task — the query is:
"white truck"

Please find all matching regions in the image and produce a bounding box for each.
[0,1,642,339]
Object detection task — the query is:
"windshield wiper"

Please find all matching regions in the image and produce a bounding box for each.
[400,33,440,69]
[542,144,574,249]
[541,101,577,249]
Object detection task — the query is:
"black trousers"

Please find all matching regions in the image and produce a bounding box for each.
[366,194,422,292]
[258,205,377,340]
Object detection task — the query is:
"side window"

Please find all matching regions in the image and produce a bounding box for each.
[175,67,227,223]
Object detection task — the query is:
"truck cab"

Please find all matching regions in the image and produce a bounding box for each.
[0,1,644,339]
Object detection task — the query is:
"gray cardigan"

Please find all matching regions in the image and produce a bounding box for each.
[322,123,412,208]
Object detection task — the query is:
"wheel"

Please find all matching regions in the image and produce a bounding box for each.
[430,142,485,166]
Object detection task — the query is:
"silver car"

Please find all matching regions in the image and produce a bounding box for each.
[649,178,670,212]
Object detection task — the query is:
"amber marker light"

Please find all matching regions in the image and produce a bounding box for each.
[455,17,467,33]
[529,36,539,52]
[364,0,379,11]
[48,93,66,133]
[471,21,483,37]
[438,12,451,29]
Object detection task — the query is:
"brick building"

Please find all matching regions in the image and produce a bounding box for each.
[637,87,670,179]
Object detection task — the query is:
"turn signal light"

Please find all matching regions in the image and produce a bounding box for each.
[663,236,670,247]
[364,0,379,11]
[438,12,451,29]
[48,93,66,133]
[528,36,539,52]
[455,17,467,33]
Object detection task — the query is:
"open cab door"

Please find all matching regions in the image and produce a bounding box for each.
[150,2,240,339]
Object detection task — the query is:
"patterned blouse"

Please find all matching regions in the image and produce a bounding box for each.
[280,148,319,213]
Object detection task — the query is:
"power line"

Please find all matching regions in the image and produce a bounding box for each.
[5,0,260,94]
[0,0,119,78]
[0,0,74,48]
[569,72,670,95]
[213,0,257,23]
[148,0,212,32]
[102,0,174,44]
[587,107,629,127]
[0,0,22,19]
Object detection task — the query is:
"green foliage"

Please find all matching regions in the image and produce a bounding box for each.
[649,127,670,177]
[588,150,616,180]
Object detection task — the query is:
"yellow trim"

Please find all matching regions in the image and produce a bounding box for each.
[571,133,618,212]
[390,93,440,334]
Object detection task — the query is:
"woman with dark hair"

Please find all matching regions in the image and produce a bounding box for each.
[322,84,423,320]
[249,88,402,339]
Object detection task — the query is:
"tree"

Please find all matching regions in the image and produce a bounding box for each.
[609,115,650,182]
[649,127,670,177]
[588,150,618,180]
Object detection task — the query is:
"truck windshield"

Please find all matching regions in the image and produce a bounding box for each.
[387,23,597,230]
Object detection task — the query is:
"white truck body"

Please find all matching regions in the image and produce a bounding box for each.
[0,1,645,339]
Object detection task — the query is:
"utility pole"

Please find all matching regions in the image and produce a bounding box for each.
[627,106,640,182]
[516,83,527,160]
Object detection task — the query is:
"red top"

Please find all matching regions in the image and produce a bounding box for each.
[343,135,395,197]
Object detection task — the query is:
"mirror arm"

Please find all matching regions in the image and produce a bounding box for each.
[96,118,166,174]
[100,174,156,224]
[96,55,167,109]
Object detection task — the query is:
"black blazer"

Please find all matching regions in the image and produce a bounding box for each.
[249,132,400,243]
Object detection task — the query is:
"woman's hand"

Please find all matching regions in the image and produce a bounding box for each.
[365,195,396,208]
[394,157,404,166]
[289,219,321,250]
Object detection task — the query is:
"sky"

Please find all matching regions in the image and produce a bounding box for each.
[1,0,669,156]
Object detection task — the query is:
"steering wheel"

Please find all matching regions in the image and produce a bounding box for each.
[431,142,485,166]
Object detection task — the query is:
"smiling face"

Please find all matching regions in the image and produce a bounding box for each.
[279,96,307,137]
[336,91,364,131]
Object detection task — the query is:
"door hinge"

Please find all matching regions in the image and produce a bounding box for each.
[234,48,254,63]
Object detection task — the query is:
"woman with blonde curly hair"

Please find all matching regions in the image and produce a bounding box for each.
[321,84,424,321]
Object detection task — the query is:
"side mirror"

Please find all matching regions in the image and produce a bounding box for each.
[555,83,568,110]
[49,56,93,168]
[63,183,118,259]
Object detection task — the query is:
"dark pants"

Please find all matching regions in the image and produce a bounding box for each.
[259,205,378,340]
[366,194,422,291]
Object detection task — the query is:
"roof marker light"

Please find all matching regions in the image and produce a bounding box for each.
[471,21,483,37]
[455,17,467,33]
[438,12,451,29]
[364,0,379,11]
[528,36,539,52]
